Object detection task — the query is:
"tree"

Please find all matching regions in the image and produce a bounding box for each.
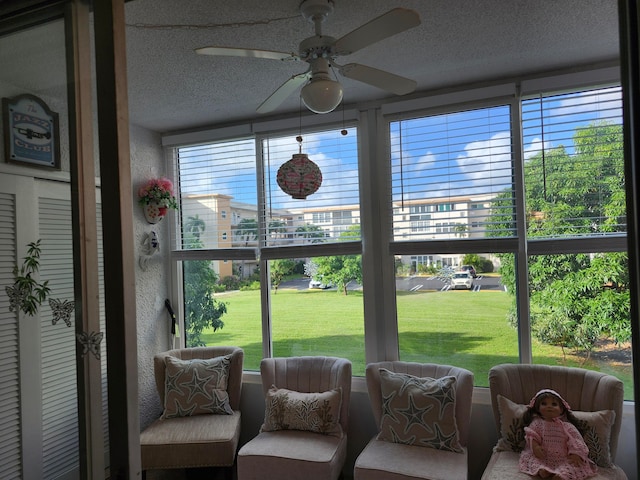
[268,219,287,240]
[270,258,295,292]
[454,224,468,238]
[235,218,258,278]
[235,218,258,245]
[311,225,362,295]
[183,215,227,347]
[296,223,326,243]
[487,122,629,357]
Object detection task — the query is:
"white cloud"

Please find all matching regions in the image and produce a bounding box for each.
[523,136,551,160]
[552,87,622,119]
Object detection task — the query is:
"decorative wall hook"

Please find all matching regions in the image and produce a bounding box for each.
[139,230,160,271]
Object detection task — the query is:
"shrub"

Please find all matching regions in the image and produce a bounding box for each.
[220,275,241,291]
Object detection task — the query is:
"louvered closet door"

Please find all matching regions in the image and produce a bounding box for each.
[0,176,106,480]
[38,189,79,480]
[0,188,20,480]
[37,182,108,480]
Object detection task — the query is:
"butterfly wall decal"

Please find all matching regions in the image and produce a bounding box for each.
[76,330,104,360]
[6,284,27,313]
[49,298,75,327]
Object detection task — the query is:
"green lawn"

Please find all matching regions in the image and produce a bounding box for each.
[200,287,634,398]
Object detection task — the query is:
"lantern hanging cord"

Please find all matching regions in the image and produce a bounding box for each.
[399,121,405,210]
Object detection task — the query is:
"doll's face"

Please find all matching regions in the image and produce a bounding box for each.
[537,395,564,420]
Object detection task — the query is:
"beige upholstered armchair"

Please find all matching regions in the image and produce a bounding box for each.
[140,346,244,479]
[481,363,627,480]
[354,361,475,480]
[237,356,352,480]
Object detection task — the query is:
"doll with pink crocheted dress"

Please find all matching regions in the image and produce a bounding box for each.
[519,389,597,480]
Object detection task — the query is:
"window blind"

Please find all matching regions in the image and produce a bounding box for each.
[177,139,257,251]
[521,86,624,238]
[261,127,360,248]
[390,105,515,242]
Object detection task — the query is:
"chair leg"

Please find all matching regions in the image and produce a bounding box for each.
[223,465,234,480]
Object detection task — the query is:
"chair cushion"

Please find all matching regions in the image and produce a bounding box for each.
[237,430,347,480]
[260,386,343,437]
[140,411,241,469]
[354,437,468,480]
[162,354,233,419]
[377,369,462,453]
[495,394,616,467]
[480,450,627,480]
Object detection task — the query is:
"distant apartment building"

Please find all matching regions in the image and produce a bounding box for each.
[181,192,496,278]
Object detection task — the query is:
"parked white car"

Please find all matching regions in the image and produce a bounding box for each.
[309,279,331,289]
[451,272,474,290]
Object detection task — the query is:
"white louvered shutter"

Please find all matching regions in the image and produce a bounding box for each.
[0,191,21,480]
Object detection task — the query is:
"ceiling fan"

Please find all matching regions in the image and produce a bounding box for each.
[195,0,421,114]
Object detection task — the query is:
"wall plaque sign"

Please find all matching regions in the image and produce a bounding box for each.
[3,94,60,170]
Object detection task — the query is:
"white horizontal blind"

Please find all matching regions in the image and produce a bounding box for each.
[521,86,624,238]
[0,192,21,480]
[390,105,515,242]
[177,139,257,251]
[262,127,360,247]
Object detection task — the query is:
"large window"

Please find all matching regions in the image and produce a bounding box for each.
[389,103,517,385]
[175,127,362,371]
[387,85,631,393]
[171,80,632,397]
[521,87,631,398]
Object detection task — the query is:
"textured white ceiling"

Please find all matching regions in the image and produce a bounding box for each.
[1,1,622,134]
[123,0,620,133]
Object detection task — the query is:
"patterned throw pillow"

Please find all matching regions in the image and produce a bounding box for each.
[573,410,616,468]
[495,395,527,452]
[260,386,343,437]
[495,394,616,467]
[377,369,462,453]
[161,354,234,419]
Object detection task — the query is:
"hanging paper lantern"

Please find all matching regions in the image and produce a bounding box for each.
[277,153,322,199]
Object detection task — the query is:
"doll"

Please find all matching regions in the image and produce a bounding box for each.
[519,389,597,480]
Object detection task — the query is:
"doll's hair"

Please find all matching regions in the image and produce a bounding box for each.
[522,391,584,435]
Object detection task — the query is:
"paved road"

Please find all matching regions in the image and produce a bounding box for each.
[396,274,504,292]
[280,276,504,292]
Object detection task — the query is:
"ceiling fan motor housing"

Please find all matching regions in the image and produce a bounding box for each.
[299,36,337,62]
[300,0,335,25]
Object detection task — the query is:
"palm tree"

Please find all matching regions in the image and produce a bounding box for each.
[454,224,468,238]
[184,214,206,246]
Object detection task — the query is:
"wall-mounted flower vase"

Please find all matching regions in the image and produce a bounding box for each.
[138,177,178,223]
[143,201,168,224]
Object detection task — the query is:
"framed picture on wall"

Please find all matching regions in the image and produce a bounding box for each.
[2,94,60,170]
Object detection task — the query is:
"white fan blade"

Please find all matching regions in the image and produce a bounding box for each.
[339,63,416,95]
[257,72,310,113]
[334,8,420,55]
[195,46,299,62]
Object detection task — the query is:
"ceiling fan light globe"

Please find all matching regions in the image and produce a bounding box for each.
[301,78,343,114]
